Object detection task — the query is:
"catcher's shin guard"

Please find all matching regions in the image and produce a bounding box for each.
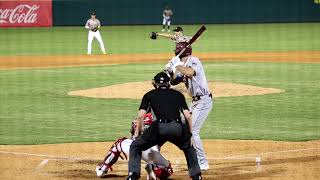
[95,137,128,177]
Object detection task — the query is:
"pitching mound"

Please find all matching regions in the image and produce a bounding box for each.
[68,81,285,99]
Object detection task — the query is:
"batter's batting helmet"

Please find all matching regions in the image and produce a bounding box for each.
[175,42,192,58]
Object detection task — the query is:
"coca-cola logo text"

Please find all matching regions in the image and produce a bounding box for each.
[0,4,40,24]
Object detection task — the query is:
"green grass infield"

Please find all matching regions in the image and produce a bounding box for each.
[0,62,319,144]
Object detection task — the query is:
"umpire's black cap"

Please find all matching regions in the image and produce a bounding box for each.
[91,12,96,15]
[173,26,183,32]
[154,71,170,84]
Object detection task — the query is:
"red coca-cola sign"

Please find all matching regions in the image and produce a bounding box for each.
[0,1,52,27]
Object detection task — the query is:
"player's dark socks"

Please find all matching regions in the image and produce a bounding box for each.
[126,172,140,180]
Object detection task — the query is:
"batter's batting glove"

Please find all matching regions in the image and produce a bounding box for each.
[150,32,158,40]
[165,62,174,73]
[170,56,183,67]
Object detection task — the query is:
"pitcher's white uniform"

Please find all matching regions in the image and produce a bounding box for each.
[85,17,106,54]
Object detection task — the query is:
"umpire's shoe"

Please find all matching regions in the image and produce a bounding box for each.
[192,173,202,180]
[126,172,140,180]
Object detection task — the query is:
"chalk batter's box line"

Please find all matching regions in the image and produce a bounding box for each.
[0,147,319,162]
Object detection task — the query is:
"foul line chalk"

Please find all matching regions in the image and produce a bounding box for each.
[35,159,49,171]
[0,147,319,163]
[0,150,90,161]
[217,147,320,160]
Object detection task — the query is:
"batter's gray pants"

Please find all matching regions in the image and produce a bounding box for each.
[189,95,213,168]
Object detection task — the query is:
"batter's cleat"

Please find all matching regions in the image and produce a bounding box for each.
[192,173,202,180]
[161,29,165,32]
[126,172,140,180]
[145,163,156,180]
[200,164,209,171]
[102,50,106,54]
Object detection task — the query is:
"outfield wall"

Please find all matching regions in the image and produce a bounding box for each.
[52,0,320,26]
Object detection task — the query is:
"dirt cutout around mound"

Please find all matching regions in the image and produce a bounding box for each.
[68,81,285,99]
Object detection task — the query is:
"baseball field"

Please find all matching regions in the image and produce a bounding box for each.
[0,23,320,179]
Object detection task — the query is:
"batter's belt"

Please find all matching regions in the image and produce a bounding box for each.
[192,93,212,102]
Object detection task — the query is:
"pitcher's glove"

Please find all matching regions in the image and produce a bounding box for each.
[150,32,158,40]
[91,27,99,32]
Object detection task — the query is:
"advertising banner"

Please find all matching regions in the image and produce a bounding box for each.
[0,0,52,27]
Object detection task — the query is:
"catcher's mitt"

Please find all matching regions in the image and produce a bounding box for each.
[91,27,99,32]
[150,32,158,40]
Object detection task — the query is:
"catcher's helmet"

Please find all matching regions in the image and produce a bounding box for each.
[153,163,173,179]
[152,71,170,89]
[175,42,192,58]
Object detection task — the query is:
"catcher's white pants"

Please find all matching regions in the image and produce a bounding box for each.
[189,95,213,169]
[121,139,168,166]
[87,30,106,54]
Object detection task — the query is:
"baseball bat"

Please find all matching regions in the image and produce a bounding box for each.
[177,25,206,58]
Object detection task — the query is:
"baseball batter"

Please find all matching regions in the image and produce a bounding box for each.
[165,42,213,171]
[162,6,173,32]
[95,113,173,179]
[85,12,106,55]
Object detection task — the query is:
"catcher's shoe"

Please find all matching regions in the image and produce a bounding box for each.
[95,165,108,177]
[145,163,156,180]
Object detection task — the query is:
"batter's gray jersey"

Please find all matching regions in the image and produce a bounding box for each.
[85,18,101,30]
[184,56,211,97]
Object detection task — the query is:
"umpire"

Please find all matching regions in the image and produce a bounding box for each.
[126,72,202,180]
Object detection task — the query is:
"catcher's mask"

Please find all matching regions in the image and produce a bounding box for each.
[175,42,192,58]
[152,71,170,89]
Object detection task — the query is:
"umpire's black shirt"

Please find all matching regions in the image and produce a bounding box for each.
[139,88,188,120]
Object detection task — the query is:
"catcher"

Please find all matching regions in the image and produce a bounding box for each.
[95,113,173,179]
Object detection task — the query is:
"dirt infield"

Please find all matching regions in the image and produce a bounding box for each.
[0,51,319,179]
[0,140,319,180]
[0,51,319,70]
